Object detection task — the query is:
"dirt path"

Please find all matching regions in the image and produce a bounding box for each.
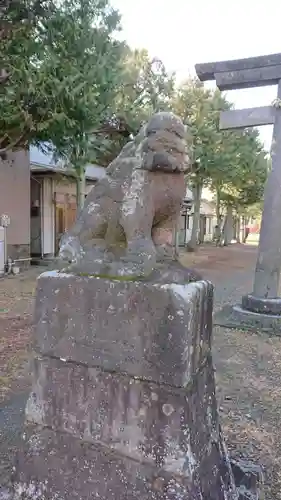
[0,268,42,401]
[1,248,281,498]
[182,244,281,500]
[0,268,42,489]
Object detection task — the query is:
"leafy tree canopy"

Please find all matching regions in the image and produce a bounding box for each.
[1,3,268,218]
[0,0,125,163]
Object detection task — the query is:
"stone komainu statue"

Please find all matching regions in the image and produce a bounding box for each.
[59,112,191,278]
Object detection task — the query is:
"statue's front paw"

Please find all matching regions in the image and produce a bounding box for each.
[59,246,75,263]
[105,260,153,280]
[59,236,83,264]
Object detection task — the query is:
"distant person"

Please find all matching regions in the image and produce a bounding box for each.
[213,225,221,246]
[243,224,250,243]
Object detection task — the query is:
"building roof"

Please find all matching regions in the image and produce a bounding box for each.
[30,146,106,181]
[30,146,194,190]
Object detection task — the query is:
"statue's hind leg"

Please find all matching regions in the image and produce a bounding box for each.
[59,200,109,273]
[106,198,157,278]
[152,213,179,261]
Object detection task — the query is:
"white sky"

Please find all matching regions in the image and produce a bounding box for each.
[112,0,281,151]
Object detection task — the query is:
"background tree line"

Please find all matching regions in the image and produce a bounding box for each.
[1,0,268,249]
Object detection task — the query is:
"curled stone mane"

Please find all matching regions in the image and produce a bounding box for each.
[106,112,188,177]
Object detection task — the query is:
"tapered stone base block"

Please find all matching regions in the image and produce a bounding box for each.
[214,304,281,334]
[242,293,281,315]
[12,270,238,499]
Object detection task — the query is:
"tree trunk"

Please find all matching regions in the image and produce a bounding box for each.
[242,216,250,243]
[241,216,245,242]
[174,215,180,258]
[236,215,241,243]
[223,205,233,246]
[219,216,226,246]
[76,165,86,211]
[186,183,202,252]
[216,186,221,226]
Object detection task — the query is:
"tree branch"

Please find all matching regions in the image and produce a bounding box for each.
[0,131,28,154]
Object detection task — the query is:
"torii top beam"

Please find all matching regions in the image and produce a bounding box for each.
[195,53,281,90]
[195,53,281,129]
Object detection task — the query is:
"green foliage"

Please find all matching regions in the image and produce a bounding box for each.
[116,48,175,133]
[173,79,216,183]
[1,2,268,221]
[173,79,267,211]
[40,0,126,167]
[1,0,176,173]
[98,48,176,164]
[0,0,125,163]
[172,78,267,249]
[0,0,54,152]
[214,130,268,211]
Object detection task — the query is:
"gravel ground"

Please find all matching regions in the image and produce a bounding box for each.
[0,267,42,490]
[181,244,281,500]
[1,246,281,498]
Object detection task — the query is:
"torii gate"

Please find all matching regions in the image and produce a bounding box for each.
[195,53,281,328]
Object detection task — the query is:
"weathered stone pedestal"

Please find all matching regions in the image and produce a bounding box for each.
[12,269,238,499]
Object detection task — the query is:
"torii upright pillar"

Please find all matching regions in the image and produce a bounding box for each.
[195,53,281,332]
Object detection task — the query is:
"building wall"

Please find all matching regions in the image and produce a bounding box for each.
[201,215,216,242]
[55,179,94,196]
[42,177,54,255]
[0,150,30,261]
[178,213,192,246]
[30,177,42,255]
[178,212,216,246]
[40,176,95,256]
